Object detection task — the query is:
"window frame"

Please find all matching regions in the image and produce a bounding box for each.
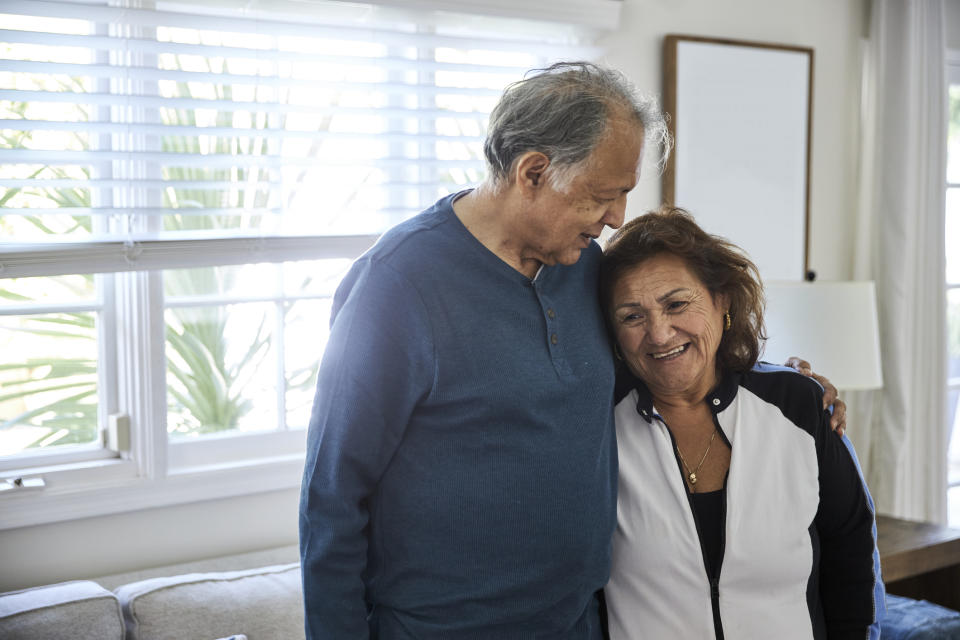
[0,237,382,530]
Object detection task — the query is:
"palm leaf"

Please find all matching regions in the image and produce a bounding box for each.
[0,388,97,431]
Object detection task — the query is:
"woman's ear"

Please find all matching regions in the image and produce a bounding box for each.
[714,292,730,314]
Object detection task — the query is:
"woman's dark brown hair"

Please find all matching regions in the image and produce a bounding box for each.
[600,206,766,373]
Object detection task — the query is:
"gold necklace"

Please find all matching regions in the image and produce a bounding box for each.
[676,429,717,486]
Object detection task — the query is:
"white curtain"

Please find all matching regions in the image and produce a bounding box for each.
[854,0,949,522]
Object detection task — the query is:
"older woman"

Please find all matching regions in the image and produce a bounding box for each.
[600,207,883,640]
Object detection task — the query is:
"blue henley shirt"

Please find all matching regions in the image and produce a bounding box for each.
[299,191,617,638]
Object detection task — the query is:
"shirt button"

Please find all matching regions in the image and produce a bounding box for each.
[547,308,556,319]
[712,398,721,406]
[551,333,559,345]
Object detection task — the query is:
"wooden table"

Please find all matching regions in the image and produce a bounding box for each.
[876,514,960,610]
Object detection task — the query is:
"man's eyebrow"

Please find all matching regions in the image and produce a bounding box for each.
[597,185,634,195]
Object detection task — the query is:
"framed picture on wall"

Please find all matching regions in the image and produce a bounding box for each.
[662,35,814,282]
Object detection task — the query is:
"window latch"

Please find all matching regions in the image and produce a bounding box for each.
[0,476,46,493]
[106,413,131,454]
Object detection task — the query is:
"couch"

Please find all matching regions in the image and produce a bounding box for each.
[4,546,960,639]
[0,546,303,640]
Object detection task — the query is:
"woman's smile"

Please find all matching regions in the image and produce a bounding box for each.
[649,343,689,360]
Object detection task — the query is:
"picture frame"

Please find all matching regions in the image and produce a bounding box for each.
[662,35,814,281]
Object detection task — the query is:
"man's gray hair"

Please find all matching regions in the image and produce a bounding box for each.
[483,61,671,190]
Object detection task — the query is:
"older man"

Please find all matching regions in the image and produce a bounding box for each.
[299,62,839,638]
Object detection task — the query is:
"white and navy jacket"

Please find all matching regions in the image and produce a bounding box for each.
[605,363,884,640]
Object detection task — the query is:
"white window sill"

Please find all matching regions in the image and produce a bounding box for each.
[0,454,304,530]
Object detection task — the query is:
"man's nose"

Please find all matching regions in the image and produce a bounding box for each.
[602,195,627,230]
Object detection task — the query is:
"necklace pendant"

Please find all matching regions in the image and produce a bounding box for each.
[689,473,697,484]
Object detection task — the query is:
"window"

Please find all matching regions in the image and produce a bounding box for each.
[945,55,960,525]
[0,0,597,528]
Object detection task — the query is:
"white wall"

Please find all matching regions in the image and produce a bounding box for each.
[0,0,870,592]
[0,488,300,592]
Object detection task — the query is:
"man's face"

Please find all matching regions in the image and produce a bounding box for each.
[521,119,644,268]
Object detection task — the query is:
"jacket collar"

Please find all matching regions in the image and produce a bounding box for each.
[615,366,742,423]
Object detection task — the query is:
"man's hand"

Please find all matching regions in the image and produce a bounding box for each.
[784,357,847,436]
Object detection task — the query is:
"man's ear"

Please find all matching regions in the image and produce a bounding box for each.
[513,151,550,194]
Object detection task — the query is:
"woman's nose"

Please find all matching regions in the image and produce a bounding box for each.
[646,314,674,345]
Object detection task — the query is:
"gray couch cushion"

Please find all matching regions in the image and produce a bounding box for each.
[0,580,124,640]
[96,545,299,591]
[115,562,303,640]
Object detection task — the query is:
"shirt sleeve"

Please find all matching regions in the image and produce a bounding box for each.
[298,257,436,639]
[813,401,884,640]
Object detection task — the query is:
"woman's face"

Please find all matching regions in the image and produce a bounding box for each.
[609,252,728,402]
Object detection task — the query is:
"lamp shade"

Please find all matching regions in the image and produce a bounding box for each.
[762,281,884,391]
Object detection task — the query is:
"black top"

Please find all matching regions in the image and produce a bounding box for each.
[690,488,725,581]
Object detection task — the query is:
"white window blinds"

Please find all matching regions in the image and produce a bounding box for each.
[0,0,598,276]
